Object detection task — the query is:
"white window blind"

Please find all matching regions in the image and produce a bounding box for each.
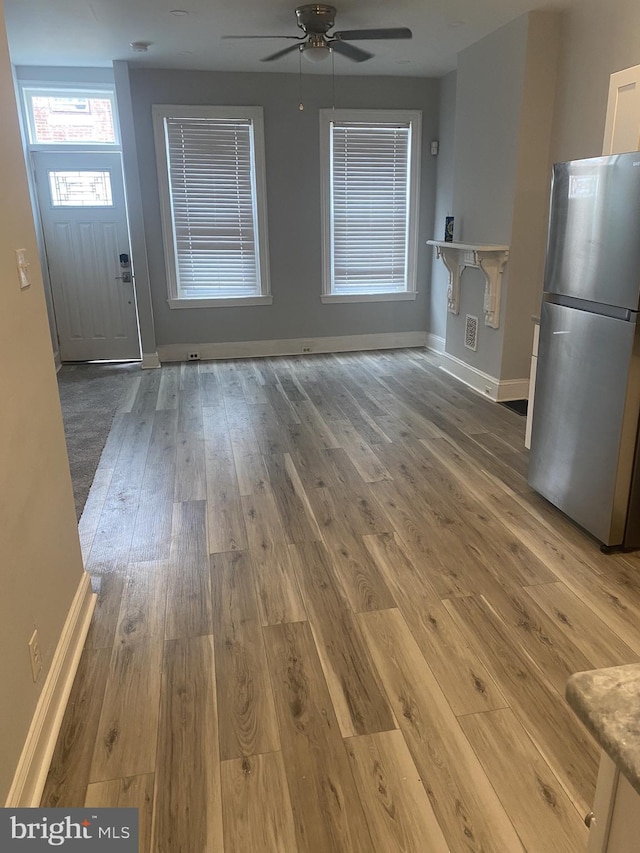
[164,115,262,299]
[330,122,411,295]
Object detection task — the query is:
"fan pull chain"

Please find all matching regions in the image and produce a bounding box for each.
[298,48,304,110]
[331,49,335,109]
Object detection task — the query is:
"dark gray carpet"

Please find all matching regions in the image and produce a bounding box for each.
[57,363,139,520]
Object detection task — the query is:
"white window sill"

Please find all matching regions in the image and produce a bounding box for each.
[168,295,273,309]
[28,142,121,152]
[321,292,417,304]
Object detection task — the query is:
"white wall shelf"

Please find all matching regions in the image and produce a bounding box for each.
[428,240,510,329]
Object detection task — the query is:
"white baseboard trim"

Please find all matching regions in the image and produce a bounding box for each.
[157,331,427,362]
[141,351,161,369]
[497,378,531,401]
[53,350,62,373]
[440,352,529,402]
[5,573,96,808]
[426,333,445,354]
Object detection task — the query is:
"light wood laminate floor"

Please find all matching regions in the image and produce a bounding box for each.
[42,349,640,852]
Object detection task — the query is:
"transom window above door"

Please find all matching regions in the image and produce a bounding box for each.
[22,88,118,146]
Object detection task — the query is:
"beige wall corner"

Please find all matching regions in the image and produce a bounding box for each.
[0,2,87,801]
[5,574,96,807]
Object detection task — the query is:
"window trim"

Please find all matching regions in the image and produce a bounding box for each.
[319,108,422,304]
[22,85,120,149]
[152,104,271,308]
[320,292,417,304]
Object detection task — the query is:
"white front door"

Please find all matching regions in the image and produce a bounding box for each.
[33,151,140,361]
[603,64,640,155]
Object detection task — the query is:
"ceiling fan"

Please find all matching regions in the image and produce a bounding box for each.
[223,4,412,63]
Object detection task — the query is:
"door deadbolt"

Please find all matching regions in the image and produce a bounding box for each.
[116,252,132,282]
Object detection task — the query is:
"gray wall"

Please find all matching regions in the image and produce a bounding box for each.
[446,12,559,382]
[552,0,640,162]
[501,12,560,380]
[0,21,85,800]
[127,68,439,348]
[113,60,157,363]
[428,70,456,345]
[15,65,114,84]
[447,14,529,375]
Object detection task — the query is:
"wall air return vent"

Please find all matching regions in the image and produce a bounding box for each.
[465,314,478,351]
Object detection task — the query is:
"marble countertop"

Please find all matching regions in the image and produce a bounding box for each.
[566,664,640,795]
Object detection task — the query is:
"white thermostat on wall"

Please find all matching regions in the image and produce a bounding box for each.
[16,248,31,289]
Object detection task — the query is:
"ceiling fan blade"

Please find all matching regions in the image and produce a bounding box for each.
[261,43,302,62]
[222,35,304,40]
[329,40,373,62]
[332,27,412,41]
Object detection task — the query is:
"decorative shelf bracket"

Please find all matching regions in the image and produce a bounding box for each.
[428,240,510,329]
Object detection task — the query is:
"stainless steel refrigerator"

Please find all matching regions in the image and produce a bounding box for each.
[528,151,640,550]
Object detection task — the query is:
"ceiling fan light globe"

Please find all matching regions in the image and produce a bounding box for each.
[301,44,331,62]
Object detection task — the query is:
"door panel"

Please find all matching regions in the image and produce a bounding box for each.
[33,152,140,361]
[528,301,637,545]
[603,64,640,156]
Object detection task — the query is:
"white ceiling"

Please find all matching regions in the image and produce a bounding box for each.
[4,0,569,78]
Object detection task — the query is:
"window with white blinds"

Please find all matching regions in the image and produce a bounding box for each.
[153,106,271,307]
[320,109,421,302]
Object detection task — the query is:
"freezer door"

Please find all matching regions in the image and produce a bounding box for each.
[528,302,640,546]
[545,152,640,309]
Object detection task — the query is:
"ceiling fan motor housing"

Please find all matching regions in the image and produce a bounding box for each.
[295,4,337,34]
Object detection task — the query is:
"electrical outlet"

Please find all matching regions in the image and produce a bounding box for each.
[302,346,312,354]
[187,351,200,361]
[28,629,43,683]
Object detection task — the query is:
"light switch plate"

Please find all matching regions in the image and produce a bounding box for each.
[16,248,31,289]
